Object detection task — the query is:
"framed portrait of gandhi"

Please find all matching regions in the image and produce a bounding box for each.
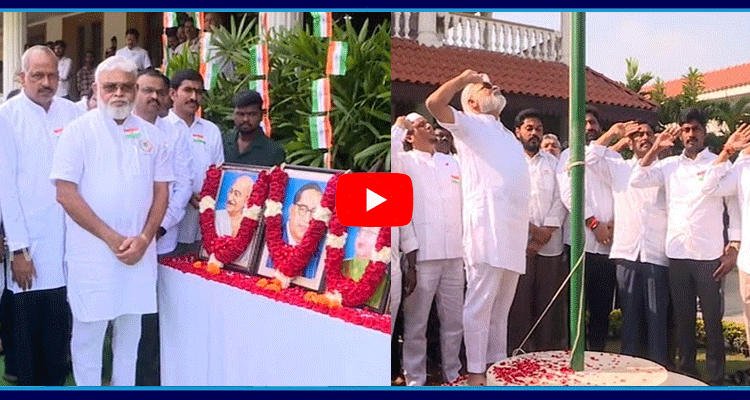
[200,163,266,274]
[255,166,339,292]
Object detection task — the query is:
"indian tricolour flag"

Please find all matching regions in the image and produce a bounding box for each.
[249,44,269,76]
[309,115,332,149]
[262,114,272,138]
[312,12,332,38]
[326,41,348,76]
[163,12,179,28]
[200,33,212,64]
[193,12,204,31]
[161,34,169,71]
[311,78,331,113]
[248,79,270,108]
[200,62,220,91]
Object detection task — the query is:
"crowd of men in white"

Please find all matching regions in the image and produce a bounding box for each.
[0,45,225,385]
[391,69,750,386]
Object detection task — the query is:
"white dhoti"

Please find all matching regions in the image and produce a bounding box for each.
[402,258,464,385]
[463,263,519,374]
[71,314,142,386]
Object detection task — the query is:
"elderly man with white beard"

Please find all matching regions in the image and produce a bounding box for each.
[50,56,173,386]
[426,69,530,386]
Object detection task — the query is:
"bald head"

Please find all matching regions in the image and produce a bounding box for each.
[226,175,254,215]
[21,45,59,110]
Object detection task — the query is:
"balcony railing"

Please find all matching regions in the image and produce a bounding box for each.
[392,12,563,62]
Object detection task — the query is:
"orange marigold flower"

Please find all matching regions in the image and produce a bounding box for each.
[257,278,268,288]
[304,292,316,302]
[206,263,221,275]
[267,283,281,292]
[193,261,203,269]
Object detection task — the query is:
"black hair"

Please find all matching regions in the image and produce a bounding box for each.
[294,183,323,204]
[170,69,203,90]
[514,108,543,129]
[125,28,139,39]
[679,108,707,129]
[165,27,178,37]
[233,89,263,109]
[585,105,601,124]
[138,68,170,88]
[54,40,66,50]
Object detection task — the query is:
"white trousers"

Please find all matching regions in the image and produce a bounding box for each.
[463,263,519,374]
[71,314,142,386]
[402,258,464,385]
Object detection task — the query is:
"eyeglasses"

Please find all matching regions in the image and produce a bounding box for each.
[294,203,316,218]
[139,87,168,96]
[101,83,136,93]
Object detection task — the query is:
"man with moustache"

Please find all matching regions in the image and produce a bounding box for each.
[426,70,530,386]
[50,55,172,386]
[116,29,152,71]
[508,109,568,354]
[165,69,224,254]
[585,120,671,366]
[223,90,285,167]
[556,106,617,352]
[396,113,463,386]
[0,45,82,385]
[132,68,192,386]
[54,41,72,100]
[541,134,562,158]
[215,175,254,238]
[631,108,740,385]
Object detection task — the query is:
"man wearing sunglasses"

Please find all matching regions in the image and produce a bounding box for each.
[50,55,173,385]
[426,69,530,386]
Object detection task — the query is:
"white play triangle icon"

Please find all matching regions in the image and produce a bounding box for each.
[366,188,387,212]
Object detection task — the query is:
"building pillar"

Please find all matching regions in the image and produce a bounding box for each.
[560,12,571,66]
[3,12,27,96]
[259,12,303,37]
[416,12,440,47]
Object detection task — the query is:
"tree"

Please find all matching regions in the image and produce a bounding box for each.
[624,58,653,93]
[679,67,704,107]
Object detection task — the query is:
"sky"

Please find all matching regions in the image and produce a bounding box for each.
[493,12,750,85]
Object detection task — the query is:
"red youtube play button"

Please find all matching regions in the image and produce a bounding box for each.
[336,173,413,227]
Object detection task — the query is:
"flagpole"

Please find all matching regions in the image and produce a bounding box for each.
[569,11,586,372]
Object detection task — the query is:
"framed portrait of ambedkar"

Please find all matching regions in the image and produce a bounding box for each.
[256,166,338,292]
[200,164,266,274]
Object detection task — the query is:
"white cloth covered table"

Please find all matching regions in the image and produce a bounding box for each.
[158,264,390,386]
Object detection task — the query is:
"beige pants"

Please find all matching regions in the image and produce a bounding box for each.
[739,270,750,348]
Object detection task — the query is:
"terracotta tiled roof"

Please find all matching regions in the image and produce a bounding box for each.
[392,38,656,110]
[643,62,750,98]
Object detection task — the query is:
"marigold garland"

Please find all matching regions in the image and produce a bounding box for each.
[198,165,269,270]
[263,166,337,287]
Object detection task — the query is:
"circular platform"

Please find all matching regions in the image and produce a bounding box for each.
[486,351,669,386]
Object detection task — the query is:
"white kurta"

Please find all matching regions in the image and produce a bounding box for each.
[586,144,668,267]
[115,46,152,70]
[526,150,566,256]
[153,117,193,255]
[701,153,750,273]
[49,109,173,322]
[440,107,530,273]
[630,148,741,261]
[557,146,616,254]
[56,56,73,98]
[397,149,463,262]
[164,110,224,244]
[0,93,83,293]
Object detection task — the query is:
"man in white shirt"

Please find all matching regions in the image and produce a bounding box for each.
[131,68,192,386]
[586,120,671,367]
[426,69,530,386]
[164,69,224,255]
[116,29,152,71]
[396,113,463,386]
[556,106,617,352]
[0,45,83,385]
[508,109,567,354]
[174,19,200,55]
[50,55,172,386]
[700,123,750,382]
[54,40,73,99]
[630,108,740,385]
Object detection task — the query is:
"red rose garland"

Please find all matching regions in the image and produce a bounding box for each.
[263,167,336,287]
[198,165,270,269]
[322,207,391,308]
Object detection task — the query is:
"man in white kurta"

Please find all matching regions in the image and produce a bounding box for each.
[397,113,464,386]
[630,108,740,385]
[426,69,530,386]
[0,45,82,385]
[164,69,224,254]
[508,109,568,354]
[131,68,191,386]
[54,41,73,99]
[50,56,172,386]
